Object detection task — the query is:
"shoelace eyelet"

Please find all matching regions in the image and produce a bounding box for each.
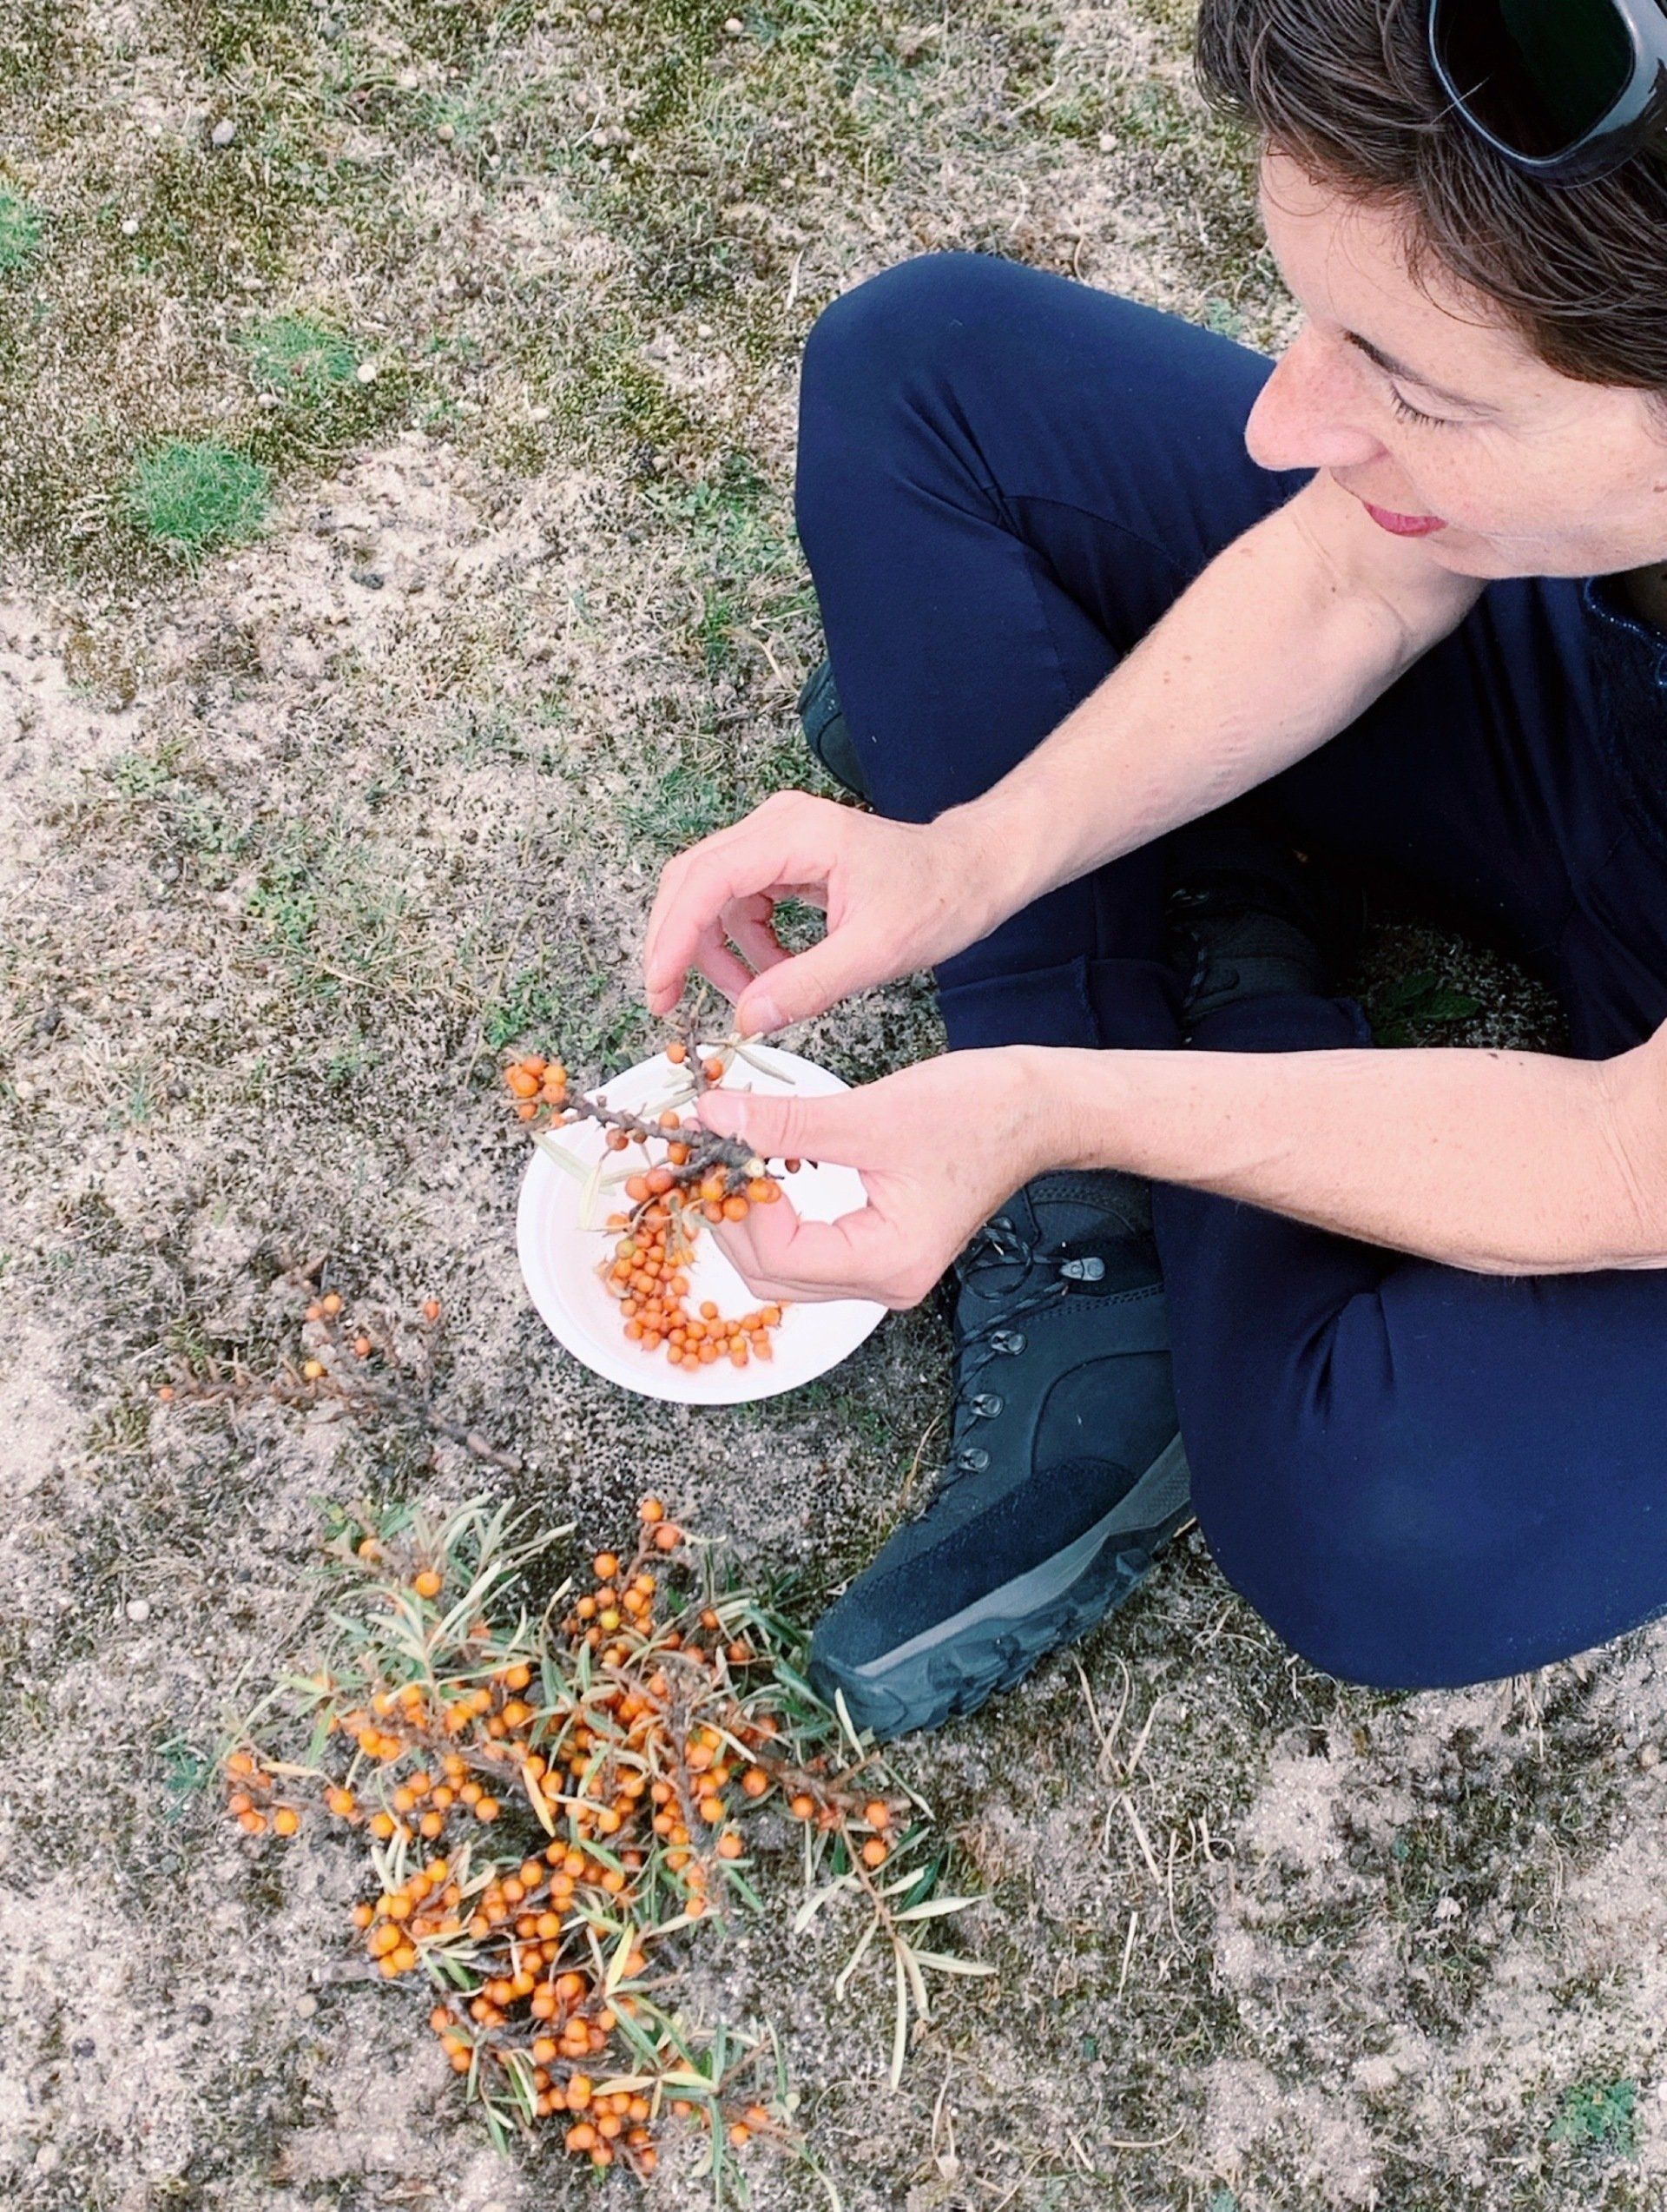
[1059,1256,1105,1283]
[966,1392,1003,1420]
[991,1329,1026,1356]
[954,1446,991,1473]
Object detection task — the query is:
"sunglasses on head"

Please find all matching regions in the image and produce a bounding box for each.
[1429,0,1667,180]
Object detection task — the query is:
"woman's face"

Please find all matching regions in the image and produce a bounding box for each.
[1247,151,1667,581]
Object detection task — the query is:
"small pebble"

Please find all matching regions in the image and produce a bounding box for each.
[210,117,236,148]
[34,2145,58,2173]
[355,359,379,384]
[350,570,385,590]
[396,68,419,89]
[725,14,744,31]
[696,321,715,338]
[529,403,550,423]
[1640,1741,1661,1769]
[436,120,455,142]
[126,1598,151,1623]
[71,2037,96,2058]
[294,1993,319,2018]
[119,215,140,235]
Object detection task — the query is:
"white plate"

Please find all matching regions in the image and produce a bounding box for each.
[517,1043,886,1403]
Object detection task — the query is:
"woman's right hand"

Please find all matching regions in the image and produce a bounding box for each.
[642,789,1007,1035]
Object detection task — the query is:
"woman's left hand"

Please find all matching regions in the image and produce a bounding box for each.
[695,1047,1064,1307]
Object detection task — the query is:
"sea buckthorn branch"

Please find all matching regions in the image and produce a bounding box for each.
[154,1291,525,1472]
[503,1041,807,1373]
[219,1495,987,2182]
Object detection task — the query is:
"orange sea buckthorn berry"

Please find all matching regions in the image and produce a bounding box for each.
[474,1797,500,1822]
[860,1838,888,1869]
[273,1806,300,1837]
[422,1297,441,1322]
[728,2121,751,2148]
[412,1568,443,1600]
[717,1830,743,1859]
[789,1793,815,1820]
[506,1066,540,1099]
[863,1799,892,1830]
[741,1767,768,1799]
[592,1551,619,1580]
[321,1291,343,1316]
[301,1358,326,1381]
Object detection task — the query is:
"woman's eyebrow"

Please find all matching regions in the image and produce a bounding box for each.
[1342,329,1488,410]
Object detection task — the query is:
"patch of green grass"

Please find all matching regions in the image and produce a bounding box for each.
[123,440,271,563]
[242,312,359,400]
[479,958,653,1066]
[0,185,43,271]
[156,1732,214,1821]
[1551,2078,1637,2158]
[618,762,729,853]
[1366,969,1484,1047]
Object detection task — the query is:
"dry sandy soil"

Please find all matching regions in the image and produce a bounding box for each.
[4,3,1667,2209]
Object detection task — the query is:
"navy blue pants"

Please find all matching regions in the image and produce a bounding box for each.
[794,251,1667,1690]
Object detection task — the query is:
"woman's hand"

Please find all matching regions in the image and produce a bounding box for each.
[642,790,1012,1037]
[695,1048,1064,1307]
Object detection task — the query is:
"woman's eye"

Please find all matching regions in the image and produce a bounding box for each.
[1387,386,1460,430]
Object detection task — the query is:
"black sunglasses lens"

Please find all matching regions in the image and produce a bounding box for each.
[1434,0,1635,157]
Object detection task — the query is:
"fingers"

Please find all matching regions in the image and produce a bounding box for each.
[696,1085,873,1170]
[732,921,890,1037]
[719,894,788,979]
[715,1197,927,1308]
[642,793,834,1014]
[685,920,757,1006]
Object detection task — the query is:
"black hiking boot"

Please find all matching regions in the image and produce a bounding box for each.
[1166,817,1363,1032]
[798,656,868,801]
[807,1172,1191,1740]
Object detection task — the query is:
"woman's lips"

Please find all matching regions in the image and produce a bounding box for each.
[1361,499,1447,538]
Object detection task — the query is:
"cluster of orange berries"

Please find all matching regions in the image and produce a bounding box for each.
[603,1208,783,1370]
[226,1499,899,2173]
[223,1750,301,1837]
[503,1041,801,1371]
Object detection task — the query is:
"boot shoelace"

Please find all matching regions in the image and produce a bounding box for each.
[939,1215,1104,1483]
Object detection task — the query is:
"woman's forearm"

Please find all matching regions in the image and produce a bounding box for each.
[939,473,1481,921]
[1032,1032,1667,1274]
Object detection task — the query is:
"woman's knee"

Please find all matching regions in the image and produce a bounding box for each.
[801,251,1032,399]
[1188,1417,1522,1691]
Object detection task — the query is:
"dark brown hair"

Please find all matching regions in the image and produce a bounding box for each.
[1196,0,1667,391]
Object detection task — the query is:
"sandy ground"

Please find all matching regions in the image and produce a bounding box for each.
[5,3,1667,2209]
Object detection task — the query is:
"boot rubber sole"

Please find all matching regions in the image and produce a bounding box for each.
[809,1431,1193,1740]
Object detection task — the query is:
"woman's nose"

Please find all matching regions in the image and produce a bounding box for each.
[1244,329,1383,474]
